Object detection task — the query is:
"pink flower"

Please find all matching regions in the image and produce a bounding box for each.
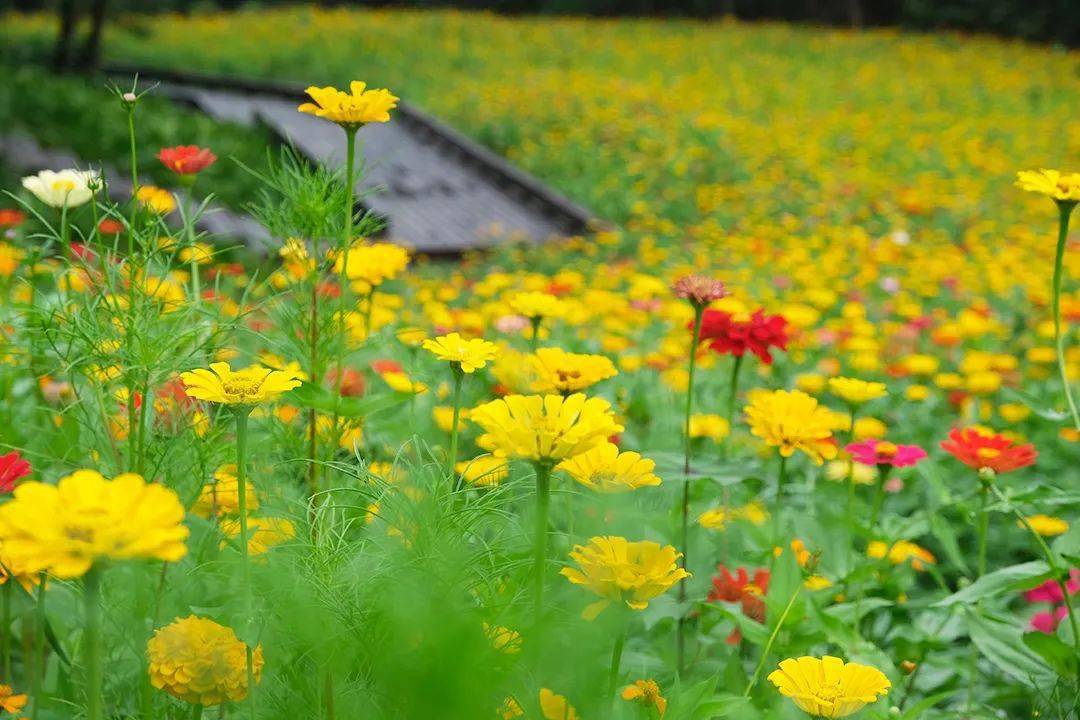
[846,439,927,468]
[1024,571,1080,604]
[673,275,728,307]
[0,451,31,493]
[1030,606,1068,634]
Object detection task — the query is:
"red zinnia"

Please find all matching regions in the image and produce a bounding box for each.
[371,359,403,375]
[0,451,31,492]
[157,145,217,176]
[326,367,366,397]
[98,218,125,235]
[940,427,1037,474]
[707,565,770,623]
[696,308,788,364]
[0,209,26,228]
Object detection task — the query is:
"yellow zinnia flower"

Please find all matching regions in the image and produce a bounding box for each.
[529,347,618,393]
[422,333,499,373]
[622,679,667,717]
[0,470,188,579]
[1016,169,1080,203]
[827,377,887,405]
[181,362,302,406]
[334,242,410,291]
[298,81,399,129]
[1021,514,1069,536]
[509,291,564,319]
[190,465,258,519]
[867,540,936,571]
[539,689,579,720]
[147,615,263,706]
[470,394,622,462]
[556,442,661,492]
[744,389,839,464]
[768,655,891,718]
[136,185,177,215]
[220,516,295,556]
[689,413,730,441]
[455,455,509,487]
[559,536,689,619]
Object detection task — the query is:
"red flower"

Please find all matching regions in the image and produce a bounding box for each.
[157,145,217,176]
[326,367,366,397]
[371,359,403,375]
[0,209,26,228]
[0,451,31,492]
[696,309,788,364]
[707,565,769,623]
[940,427,1037,474]
[97,218,125,235]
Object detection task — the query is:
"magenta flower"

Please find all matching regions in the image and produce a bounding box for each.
[1031,606,1068,634]
[1024,570,1080,604]
[845,439,927,468]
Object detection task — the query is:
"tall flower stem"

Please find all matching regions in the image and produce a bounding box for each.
[31,575,45,720]
[233,409,256,720]
[1051,203,1079,429]
[1,581,10,681]
[192,704,204,720]
[720,353,744,565]
[84,567,103,720]
[676,304,705,673]
[307,237,322,497]
[605,626,626,719]
[975,486,989,578]
[58,203,70,265]
[447,367,465,483]
[771,455,789,544]
[743,583,802,697]
[529,317,542,352]
[533,462,552,627]
[867,464,888,534]
[331,127,359,444]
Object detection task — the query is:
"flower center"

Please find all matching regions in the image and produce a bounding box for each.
[876,441,898,457]
[976,447,1001,461]
[51,180,76,193]
[222,379,261,397]
[812,681,843,705]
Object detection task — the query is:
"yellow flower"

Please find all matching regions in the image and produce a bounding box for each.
[0,243,26,277]
[422,333,499,373]
[470,394,622,462]
[381,370,428,394]
[179,243,214,265]
[499,697,525,719]
[298,81,399,128]
[698,501,769,529]
[804,575,833,591]
[556,443,660,492]
[0,470,188,579]
[689,413,730,441]
[0,684,27,714]
[867,540,936,571]
[334,242,410,291]
[220,517,295,556]
[147,615,263,706]
[744,389,839,464]
[827,377,887,405]
[136,185,177,215]
[455,455,509,487]
[622,679,667,717]
[181,362,302,405]
[190,465,258,519]
[560,536,689,619]
[539,689,579,720]
[1021,514,1068,536]
[509,291,564,319]
[1016,169,1080,203]
[529,347,618,393]
[482,623,522,654]
[768,656,891,718]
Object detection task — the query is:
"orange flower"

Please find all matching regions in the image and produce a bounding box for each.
[940,427,1036,474]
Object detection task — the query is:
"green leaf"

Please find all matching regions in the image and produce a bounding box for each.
[286,381,412,419]
[1022,632,1078,679]
[934,561,1052,607]
[965,611,1054,688]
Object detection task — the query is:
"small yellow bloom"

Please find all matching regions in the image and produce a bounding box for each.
[422,333,499,373]
[1021,515,1068,536]
[298,81,398,128]
[560,536,689,619]
[768,655,891,718]
[509,291,564,319]
[556,442,661,492]
[539,689,579,720]
[482,623,522,654]
[147,615,263,706]
[181,362,302,405]
[456,455,509,487]
[0,684,28,714]
[699,501,769,529]
[1016,169,1080,203]
[867,540,936,571]
[470,394,622,462]
[334,242,410,290]
[621,679,667,717]
[190,465,257,519]
[136,185,177,215]
[220,516,296,556]
[689,413,730,441]
[828,377,887,405]
[381,370,428,394]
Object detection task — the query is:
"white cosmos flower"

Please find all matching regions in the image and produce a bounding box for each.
[21,169,99,209]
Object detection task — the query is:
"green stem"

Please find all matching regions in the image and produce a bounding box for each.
[772,455,789,544]
[307,236,322,498]
[58,204,70,265]
[605,627,626,719]
[976,486,989,578]
[744,584,802,697]
[331,127,359,440]
[234,410,256,720]
[677,305,705,673]
[31,575,45,720]
[723,354,744,452]
[1051,203,1079,430]
[867,463,888,534]
[84,567,103,720]
[529,317,542,352]
[192,704,204,720]
[447,368,464,483]
[2,581,10,682]
[533,463,552,627]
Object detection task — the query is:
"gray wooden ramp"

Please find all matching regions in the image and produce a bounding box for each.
[111,66,596,255]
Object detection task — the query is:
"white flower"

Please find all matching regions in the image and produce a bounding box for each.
[21,169,98,209]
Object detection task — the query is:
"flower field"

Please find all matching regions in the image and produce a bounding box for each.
[0,7,1079,720]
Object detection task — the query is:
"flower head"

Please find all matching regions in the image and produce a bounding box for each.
[698,308,788,364]
[0,470,188,578]
[560,536,689,619]
[539,689,578,720]
[0,685,27,714]
[622,679,667,717]
[745,389,839,464]
[220,517,295,556]
[673,275,728,307]
[147,615,263,706]
[136,185,177,215]
[0,451,31,493]
[157,146,217,176]
[422,333,499,373]
[867,540,936,571]
[940,427,1037,474]
[455,455,509,487]
[555,442,660,492]
[530,347,618,393]
[181,362,302,406]
[707,565,769,622]
[1016,169,1080,204]
[827,377,887,405]
[470,394,622,462]
[1021,514,1069,536]
[298,81,399,129]
[334,242,410,291]
[508,291,564,320]
[1024,571,1079,604]
[22,169,97,208]
[768,656,891,718]
[190,465,257,518]
[845,439,926,468]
